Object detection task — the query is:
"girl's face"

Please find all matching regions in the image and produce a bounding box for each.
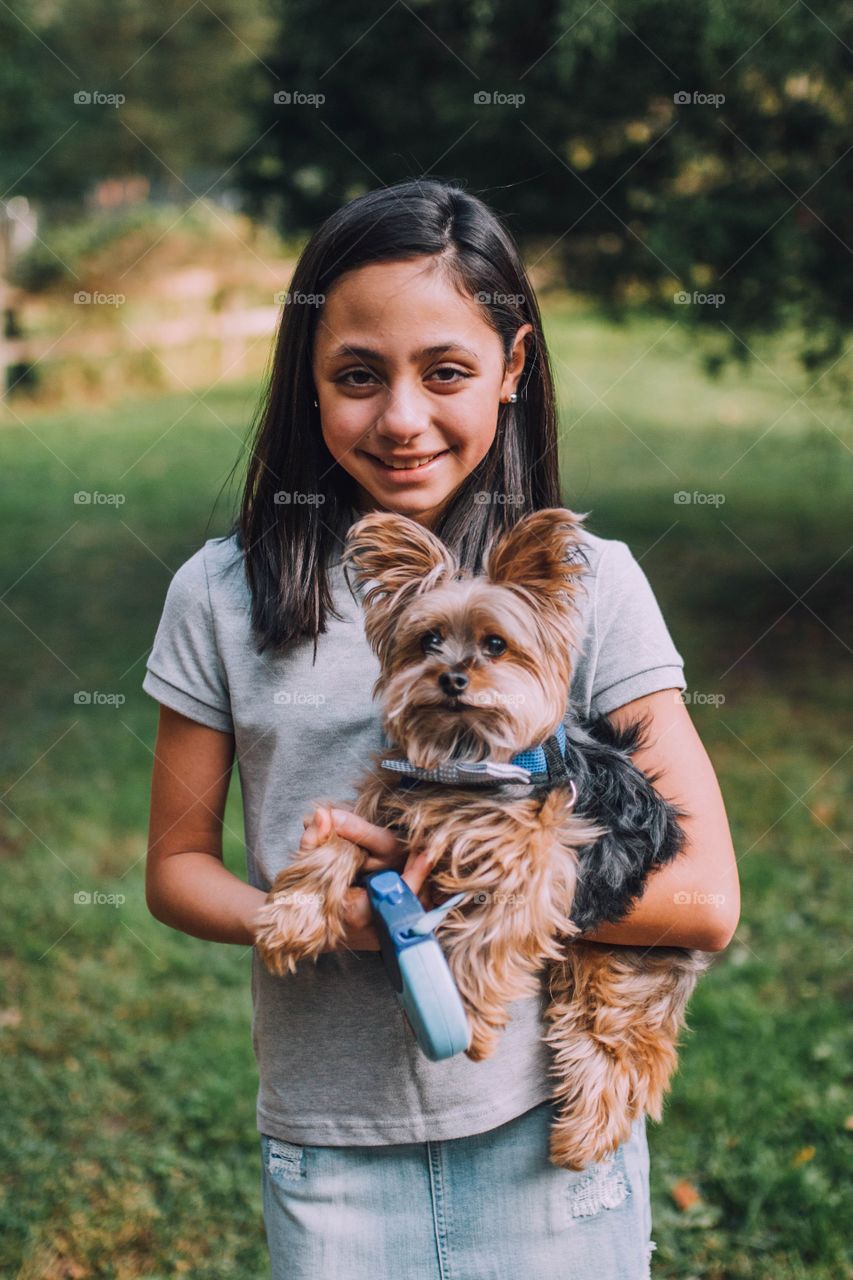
[312,257,531,529]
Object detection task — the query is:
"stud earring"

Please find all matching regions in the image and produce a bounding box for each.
[313,398,319,407]
[504,392,518,404]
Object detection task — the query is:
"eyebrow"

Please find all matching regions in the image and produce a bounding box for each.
[325,342,479,363]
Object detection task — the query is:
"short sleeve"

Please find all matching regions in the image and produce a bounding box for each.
[590,540,686,716]
[142,546,234,733]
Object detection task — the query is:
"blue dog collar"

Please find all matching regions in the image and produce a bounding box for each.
[380,721,575,793]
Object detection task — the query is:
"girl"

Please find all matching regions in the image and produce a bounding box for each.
[144,178,739,1279]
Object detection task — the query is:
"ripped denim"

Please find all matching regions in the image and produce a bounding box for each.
[260,1097,656,1280]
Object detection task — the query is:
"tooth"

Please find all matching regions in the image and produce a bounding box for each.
[385,453,440,470]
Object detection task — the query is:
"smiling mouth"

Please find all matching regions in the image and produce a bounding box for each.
[363,449,450,473]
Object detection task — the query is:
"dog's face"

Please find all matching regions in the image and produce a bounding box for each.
[341,508,587,768]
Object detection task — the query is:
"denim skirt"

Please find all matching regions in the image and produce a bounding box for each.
[260,1098,657,1279]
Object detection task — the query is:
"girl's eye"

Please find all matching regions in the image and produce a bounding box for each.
[421,630,443,654]
[335,366,471,388]
[337,368,380,387]
[483,635,507,657]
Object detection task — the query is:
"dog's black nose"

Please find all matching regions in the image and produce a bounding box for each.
[439,669,468,696]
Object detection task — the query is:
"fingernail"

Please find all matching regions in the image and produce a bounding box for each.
[331,808,348,825]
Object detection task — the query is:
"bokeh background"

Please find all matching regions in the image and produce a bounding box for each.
[1,3,850,1277]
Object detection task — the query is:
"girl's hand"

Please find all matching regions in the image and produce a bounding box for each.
[299,805,435,952]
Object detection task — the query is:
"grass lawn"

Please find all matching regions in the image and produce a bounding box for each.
[1,300,850,1278]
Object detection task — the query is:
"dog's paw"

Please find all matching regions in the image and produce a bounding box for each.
[253,887,333,976]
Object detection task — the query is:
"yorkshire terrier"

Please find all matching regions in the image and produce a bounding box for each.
[253,508,711,1170]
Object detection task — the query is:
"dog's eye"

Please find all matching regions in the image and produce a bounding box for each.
[483,635,507,657]
[420,630,443,654]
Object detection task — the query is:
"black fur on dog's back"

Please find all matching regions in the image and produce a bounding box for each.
[561,711,688,935]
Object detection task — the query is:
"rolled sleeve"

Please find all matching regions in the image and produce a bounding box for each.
[142,546,234,734]
[590,540,686,716]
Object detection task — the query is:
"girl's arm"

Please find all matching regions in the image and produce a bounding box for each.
[577,688,741,952]
[145,705,267,945]
[145,706,434,948]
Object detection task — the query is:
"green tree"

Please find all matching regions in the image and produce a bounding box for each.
[0,0,275,204]
[236,0,852,372]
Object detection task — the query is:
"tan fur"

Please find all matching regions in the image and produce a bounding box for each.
[253,507,711,1170]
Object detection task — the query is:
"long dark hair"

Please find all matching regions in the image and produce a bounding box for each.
[232,177,562,657]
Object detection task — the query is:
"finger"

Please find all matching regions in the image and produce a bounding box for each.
[401,848,434,897]
[299,805,331,850]
[362,849,407,873]
[330,808,406,859]
[343,887,374,932]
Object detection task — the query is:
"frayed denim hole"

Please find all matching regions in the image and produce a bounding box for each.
[566,1146,631,1219]
[266,1136,306,1182]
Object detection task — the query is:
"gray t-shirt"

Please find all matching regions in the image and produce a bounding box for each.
[142,520,686,1146]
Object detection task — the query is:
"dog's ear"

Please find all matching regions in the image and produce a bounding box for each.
[341,512,457,662]
[485,508,588,616]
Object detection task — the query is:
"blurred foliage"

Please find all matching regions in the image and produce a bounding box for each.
[233,0,853,375]
[0,0,274,204]
[0,0,850,377]
[7,203,220,292]
[7,201,289,294]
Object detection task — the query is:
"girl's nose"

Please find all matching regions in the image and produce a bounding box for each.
[374,381,430,441]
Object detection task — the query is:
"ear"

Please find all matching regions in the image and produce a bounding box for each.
[341,512,458,661]
[485,508,588,615]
